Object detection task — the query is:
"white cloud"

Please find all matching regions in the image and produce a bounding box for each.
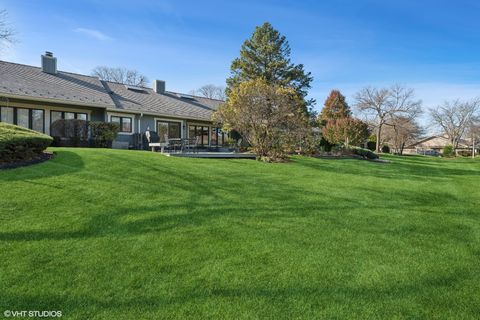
[73,28,113,41]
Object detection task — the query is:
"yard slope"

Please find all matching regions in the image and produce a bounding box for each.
[1,148,479,319]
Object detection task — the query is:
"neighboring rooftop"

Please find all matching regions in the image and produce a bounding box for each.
[0,53,224,121]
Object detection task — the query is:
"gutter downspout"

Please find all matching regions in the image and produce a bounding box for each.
[139,113,143,149]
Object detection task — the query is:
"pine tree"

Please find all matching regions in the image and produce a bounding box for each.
[227,22,314,112]
[319,90,351,124]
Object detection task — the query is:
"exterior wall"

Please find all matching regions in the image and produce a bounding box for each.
[0,97,104,135]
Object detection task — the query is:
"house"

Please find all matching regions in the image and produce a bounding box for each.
[403,135,478,156]
[0,52,227,149]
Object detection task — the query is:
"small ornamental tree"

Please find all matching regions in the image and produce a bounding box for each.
[319,90,368,147]
[213,79,309,162]
[323,117,369,147]
[319,90,351,124]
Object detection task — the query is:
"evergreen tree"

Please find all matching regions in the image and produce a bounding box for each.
[319,90,351,124]
[227,22,314,112]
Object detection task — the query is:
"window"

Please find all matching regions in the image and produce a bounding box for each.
[188,125,210,146]
[211,127,227,146]
[64,112,75,120]
[51,111,88,125]
[31,109,44,132]
[0,107,14,124]
[111,116,132,133]
[157,121,181,142]
[16,108,30,128]
[0,107,45,133]
[51,111,63,124]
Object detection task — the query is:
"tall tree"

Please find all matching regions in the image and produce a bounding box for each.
[319,90,352,123]
[355,85,422,152]
[191,84,226,100]
[227,22,313,113]
[0,9,15,49]
[92,66,148,87]
[430,99,480,149]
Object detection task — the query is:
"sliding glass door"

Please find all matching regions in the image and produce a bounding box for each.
[188,125,209,146]
[157,121,181,143]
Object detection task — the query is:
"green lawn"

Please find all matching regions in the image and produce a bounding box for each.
[1,148,479,319]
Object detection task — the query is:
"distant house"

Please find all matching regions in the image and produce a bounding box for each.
[404,135,478,156]
[0,52,227,149]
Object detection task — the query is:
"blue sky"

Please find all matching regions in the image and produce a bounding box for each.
[1,0,480,115]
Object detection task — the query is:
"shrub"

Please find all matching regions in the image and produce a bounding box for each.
[443,145,455,157]
[51,119,89,147]
[381,145,390,153]
[350,146,379,160]
[0,122,53,163]
[89,122,119,148]
[366,141,376,151]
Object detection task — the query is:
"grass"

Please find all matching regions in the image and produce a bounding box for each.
[1,148,479,319]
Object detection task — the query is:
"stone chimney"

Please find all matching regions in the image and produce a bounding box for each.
[153,80,166,94]
[41,51,57,74]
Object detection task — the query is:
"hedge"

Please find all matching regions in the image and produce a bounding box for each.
[350,146,379,160]
[0,122,53,163]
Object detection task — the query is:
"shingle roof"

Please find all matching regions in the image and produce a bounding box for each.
[0,60,223,121]
[101,81,220,121]
[0,61,115,107]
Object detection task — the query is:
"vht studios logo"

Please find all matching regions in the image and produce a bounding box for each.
[3,310,62,318]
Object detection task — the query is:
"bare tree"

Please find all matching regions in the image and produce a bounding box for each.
[383,117,423,155]
[92,66,148,87]
[191,84,226,100]
[467,117,480,158]
[429,99,480,149]
[355,85,422,152]
[0,9,16,48]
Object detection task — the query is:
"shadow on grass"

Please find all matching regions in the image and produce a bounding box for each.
[0,150,84,182]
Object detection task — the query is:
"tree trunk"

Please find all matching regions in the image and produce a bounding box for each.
[473,136,476,159]
[376,125,382,153]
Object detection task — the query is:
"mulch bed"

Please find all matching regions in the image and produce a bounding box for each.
[0,152,55,170]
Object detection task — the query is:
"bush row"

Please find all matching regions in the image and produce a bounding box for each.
[350,146,379,160]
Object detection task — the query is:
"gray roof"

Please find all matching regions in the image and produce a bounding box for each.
[0,61,115,107]
[0,60,223,121]
[102,81,221,121]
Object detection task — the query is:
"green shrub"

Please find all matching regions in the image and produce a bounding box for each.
[350,146,379,160]
[366,141,376,151]
[443,145,455,157]
[51,119,89,147]
[381,145,390,153]
[89,122,119,148]
[0,122,53,163]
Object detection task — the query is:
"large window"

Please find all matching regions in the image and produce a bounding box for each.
[0,107,14,124]
[188,125,210,146]
[50,111,88,125]
[31,109,45,132]
[0,107,45,133]
[111,116,132,133]
[157,121,181,142]
[17,108,30,128]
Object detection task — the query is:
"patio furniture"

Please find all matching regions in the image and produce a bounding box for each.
[147,131,168,152]
[168,138,182,153]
